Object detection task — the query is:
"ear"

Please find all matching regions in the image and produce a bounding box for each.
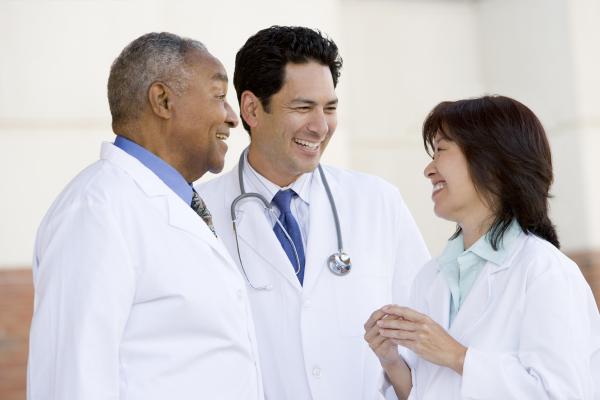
[240,90,260,129]
[148,82,172,120]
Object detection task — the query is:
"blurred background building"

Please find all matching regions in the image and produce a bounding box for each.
[1,0,598,398]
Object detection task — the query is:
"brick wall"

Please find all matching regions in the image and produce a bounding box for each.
[1,253,600,399]
[0,269,32,400]
[569,251,600,312]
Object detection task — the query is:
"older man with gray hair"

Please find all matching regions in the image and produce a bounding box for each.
[27,32,264,400]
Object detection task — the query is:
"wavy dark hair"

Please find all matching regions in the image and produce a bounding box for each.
[233,25,343,132]
[422,95,560,249]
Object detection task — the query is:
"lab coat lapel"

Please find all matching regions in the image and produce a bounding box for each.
[101,142,234,265]
[449,233,528,340]
[424,269,452,330]
[448,264,495,340]
[419,270,453,392]
[165,195,235,264]
[302,167,339,293]
[230,169,303,292]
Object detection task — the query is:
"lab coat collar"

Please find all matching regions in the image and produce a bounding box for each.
[100,142,234,264]
[427,230,528,337]
[243,151,312,206]
[226,162,304,292]
[438,220,523,272]
[224,161,338,293]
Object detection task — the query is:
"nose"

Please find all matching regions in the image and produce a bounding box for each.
[225,101,239,128]
[307,109,330,136]
[424,159,436,179]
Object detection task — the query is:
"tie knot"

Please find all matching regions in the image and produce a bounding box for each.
[272,189,295,214]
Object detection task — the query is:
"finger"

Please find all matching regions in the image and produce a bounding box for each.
[377,318,418,331]
[381,305,427,323]
[364,323,382,342]
[379,327,417,341]
[368,332,388,350]
[364,308,388,330]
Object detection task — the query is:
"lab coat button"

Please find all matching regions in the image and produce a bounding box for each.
[303,299,312,308]
[312,367,321,378]
[236,289,244,300]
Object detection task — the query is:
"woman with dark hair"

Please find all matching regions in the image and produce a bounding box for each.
[364,95,600,399]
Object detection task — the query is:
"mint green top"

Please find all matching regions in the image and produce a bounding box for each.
[438,220,522,325]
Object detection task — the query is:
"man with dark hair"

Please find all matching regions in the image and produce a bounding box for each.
[28,32,263,400]
[198,26,429,399]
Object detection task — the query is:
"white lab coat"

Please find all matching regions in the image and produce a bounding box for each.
[198,163,430,400]
[28,143,264,400]
[401,232,600,400]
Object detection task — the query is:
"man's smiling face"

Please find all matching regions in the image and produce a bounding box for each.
[247,61,338,187]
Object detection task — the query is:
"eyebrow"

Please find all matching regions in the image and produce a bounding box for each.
[290,97,338,106]
[211,72,228,82]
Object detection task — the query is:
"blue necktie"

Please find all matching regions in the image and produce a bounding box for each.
[272,189,305,285]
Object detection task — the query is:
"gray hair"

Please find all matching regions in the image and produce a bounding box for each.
[107,32,206,128]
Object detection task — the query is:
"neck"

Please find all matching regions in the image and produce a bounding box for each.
[459,213,495,250]
[120,129,200,183]
[247,148,299,187]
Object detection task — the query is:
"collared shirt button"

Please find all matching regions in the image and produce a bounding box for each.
[303,299,312,308]
[312,366,321,378]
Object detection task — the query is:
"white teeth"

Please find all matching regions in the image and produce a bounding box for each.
[294,138,319,149]
[432,182,445,193]
[216,134,228,140]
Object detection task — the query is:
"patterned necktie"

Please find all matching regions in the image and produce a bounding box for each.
[191,189,217,237]
[272,189,306,285]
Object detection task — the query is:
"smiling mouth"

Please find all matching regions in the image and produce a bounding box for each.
[432,181,446,195]
[216,133,229,140]
[294,138,320,151]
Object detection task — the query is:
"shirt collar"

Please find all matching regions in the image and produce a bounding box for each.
[438,220,522,269]
[243,150,312,205]
[114,135,193,205]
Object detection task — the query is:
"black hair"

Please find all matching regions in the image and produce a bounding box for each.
[422,95,560,249]
[233,25,343,132]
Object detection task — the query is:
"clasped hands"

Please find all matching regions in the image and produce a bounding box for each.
[364,305,467,375]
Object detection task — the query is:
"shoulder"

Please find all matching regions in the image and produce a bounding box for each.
[413,258,441,286]
[41,159,141,225]
[320,164,403,200]
[196,165,237,193]
[510,234,586,288]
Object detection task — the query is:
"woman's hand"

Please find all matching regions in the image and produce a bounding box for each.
[364,308,403,367]
[364,308,412,400]
[377,305,467,375]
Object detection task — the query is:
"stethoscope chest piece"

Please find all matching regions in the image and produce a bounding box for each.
[328,252,352,276]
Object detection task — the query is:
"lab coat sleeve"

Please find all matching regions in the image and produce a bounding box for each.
[381,192,430,400]
[28,202,136,400]
[461,264,597,399]
[391,191,430,307]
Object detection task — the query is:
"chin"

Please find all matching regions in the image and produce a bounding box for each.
[208,163,225,174]
[433,205,451,221]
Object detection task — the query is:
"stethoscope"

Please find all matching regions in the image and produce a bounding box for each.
[230,149,352,290]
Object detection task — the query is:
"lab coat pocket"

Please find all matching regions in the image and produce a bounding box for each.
[334,274,391,337]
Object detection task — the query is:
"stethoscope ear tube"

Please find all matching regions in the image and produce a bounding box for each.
[232,148,352,290]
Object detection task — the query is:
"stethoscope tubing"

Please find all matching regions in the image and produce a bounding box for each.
[230,148,350,290]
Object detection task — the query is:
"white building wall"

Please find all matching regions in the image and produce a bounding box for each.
[1,0,598,266]
[0,0,344,267]
[341,0,484,255]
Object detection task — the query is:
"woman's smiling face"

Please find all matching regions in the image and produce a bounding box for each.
[423,132,493,227]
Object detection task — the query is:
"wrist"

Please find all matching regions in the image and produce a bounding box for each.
[380,355,405,370]
[450,345,467,375]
